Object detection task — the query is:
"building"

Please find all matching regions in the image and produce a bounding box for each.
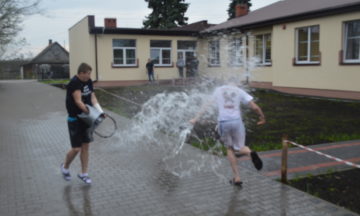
[69,16,213,86]
[200,0,360,99]
[23,40,69,80]
[69,0,360,99]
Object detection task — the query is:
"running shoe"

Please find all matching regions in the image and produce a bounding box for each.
[250,151,263,170]
[78,174,92,184]
[60,163,71,181]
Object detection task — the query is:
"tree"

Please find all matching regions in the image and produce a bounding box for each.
[0,0,41,59]
[227,0,252,20]
[143,0,189,29]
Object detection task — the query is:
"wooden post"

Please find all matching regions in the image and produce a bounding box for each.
[281,135,288,184]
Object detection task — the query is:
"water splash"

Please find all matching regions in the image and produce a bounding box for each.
[116,32,261,180]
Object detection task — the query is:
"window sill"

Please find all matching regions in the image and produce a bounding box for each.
[154,62,174,68]
[339,50,360,65]
[340,62,360,65]
[111,59,139,68]
[293,53,321,66]
[257,64,272,67]
[112,64,139,68]
[293,57,321,66]
[293,63,321,66]
[208,64,221,67]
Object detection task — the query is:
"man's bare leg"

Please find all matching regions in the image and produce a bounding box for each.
[64,148,81,169]
[80,143,90,174]
[238,146,251,157]
[227,148,241,182]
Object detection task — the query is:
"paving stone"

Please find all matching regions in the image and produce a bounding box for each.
[0,80,358,216]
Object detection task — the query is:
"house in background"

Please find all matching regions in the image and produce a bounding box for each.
[200,0,360,99]
[23,40,69,80]
[69,15,213,86]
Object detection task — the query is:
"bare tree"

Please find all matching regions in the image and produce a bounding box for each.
[0,0,41,58]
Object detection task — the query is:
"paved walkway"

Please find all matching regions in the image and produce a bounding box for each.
[238,140,360,180]
[0,80,358,216]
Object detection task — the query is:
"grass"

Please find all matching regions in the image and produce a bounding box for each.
[242,89,360,151]
[95,85,360,152]
[190,89,360,152]
[40,79,69,84]
[288,168,360,214]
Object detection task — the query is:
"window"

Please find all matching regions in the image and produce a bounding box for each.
[344,20,360,63]
[255,34,271,65]
[295,26,320,64]
[208,40,220,66]
[150,40,172,66]
[112,39,136,66]
[177,41,196,50]
[229,38,243,66]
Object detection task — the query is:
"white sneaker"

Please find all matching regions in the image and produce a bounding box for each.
[78,174,92,184]
[60,163,71,181]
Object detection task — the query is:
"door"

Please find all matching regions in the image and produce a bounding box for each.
[185,51,195,77]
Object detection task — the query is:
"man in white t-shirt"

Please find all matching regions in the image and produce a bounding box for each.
[190,83,265,186]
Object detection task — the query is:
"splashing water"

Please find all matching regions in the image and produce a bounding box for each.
[115,32,261,180]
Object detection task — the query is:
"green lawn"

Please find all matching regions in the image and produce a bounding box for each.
[95,86,360,152]
[40,79,69,84]
[246,89,360,151]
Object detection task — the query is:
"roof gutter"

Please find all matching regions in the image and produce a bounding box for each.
[89,27,200,37]
[202,3,360,35]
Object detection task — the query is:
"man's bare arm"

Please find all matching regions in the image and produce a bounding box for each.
[248,101,266,125]
[73,90,88,113]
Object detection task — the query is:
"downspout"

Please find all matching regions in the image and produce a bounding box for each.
[245,32,249,85]
[94,33,99,81]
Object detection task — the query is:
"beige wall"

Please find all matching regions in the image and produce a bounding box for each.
[248,27,274,83]
[69,16,96,80]
[70,12,360,92]
[96,34,197,81]
[69,17,198,81]
[271,11,360,92]
[200,12,360,92]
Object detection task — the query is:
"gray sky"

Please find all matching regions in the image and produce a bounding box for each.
[18,0,279,56]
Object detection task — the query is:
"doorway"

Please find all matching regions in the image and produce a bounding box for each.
[177,50,196,78]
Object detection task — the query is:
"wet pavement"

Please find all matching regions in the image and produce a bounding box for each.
[0,80,359,216]
[239,140,360,180]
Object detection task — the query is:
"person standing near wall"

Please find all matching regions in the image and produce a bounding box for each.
[146,58,155,82]
[176,57,185,78]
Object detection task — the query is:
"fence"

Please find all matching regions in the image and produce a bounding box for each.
[281,135,360,183]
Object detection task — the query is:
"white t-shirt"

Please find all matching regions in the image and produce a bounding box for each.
[212,85,253,121]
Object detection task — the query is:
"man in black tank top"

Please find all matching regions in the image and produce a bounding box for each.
[61,62,104,184]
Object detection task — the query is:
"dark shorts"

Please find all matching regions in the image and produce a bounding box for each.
[67,117,94,148]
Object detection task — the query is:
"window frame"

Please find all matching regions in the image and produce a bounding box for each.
[150,40,172,66]
[208,40,220,66]
[295,25,320,65]
[112,39,137,67]
[255,34,272,66]
[343,20,360,64]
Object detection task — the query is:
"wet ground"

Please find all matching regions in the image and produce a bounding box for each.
[0,80,358,216]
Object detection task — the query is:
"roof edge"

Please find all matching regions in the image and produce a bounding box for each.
[202,1,360,34]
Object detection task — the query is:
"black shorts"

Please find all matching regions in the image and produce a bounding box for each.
[67,117,94,148]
